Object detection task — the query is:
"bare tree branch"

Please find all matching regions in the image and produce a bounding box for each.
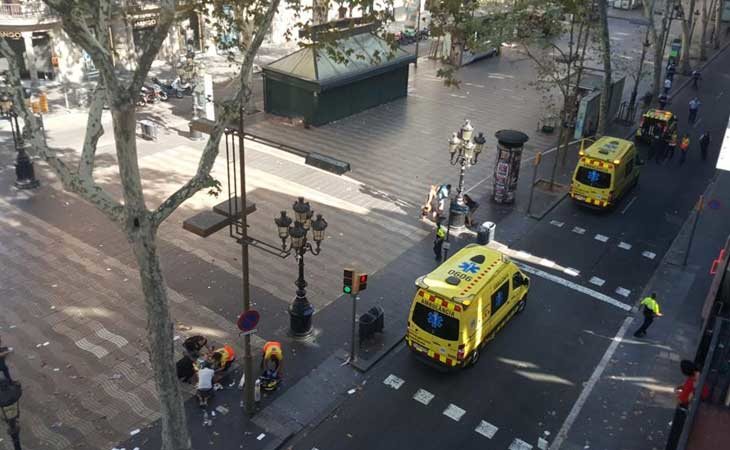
[78,85,106,179]
[129,0,178,94]
[150,0,282,227]
[44,0,119,93]
[0,38,124,224]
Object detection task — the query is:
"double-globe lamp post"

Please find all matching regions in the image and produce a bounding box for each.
[275,197,328,337]
[0,93,39,190]
[447,120,486,229]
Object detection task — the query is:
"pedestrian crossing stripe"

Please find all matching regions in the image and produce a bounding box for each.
[475,420,499,439]
[383,374,404,390]
[442,403,466,421]
[413,389,435,405]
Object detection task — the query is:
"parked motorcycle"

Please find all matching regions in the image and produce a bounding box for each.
[137,84,166,106]
[152,77,188,99]
[171,76,194,97]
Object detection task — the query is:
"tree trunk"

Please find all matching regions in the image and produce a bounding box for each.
[714,0,722,48]
[700,0,709,60]
[111,103,191,450]
[596,0,612,136]
[131,224,191,450]
[679,0,697,74]
[649,0,672,100]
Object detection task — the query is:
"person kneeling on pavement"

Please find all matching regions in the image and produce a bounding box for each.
[196,362,215,407]
[259,341,283,391]
[210,344,236,384]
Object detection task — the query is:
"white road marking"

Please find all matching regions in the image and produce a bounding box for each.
[442,404,466,422]
[549,220,565,228]
[515,250,532,259]
[517,263,632,311]
[589,276,606,287]
[474,420,499,439]
[642,251,657,260]
[413,389,435,405]
[540,258,557,268]
[594,234,609,242]
[615,287,632,298]
[75,338,109,359]
[621,196,637,214]
[572,226,586,235]
[509,438,534,450]
[618,242,632,250]
[383,374,404,390]
[549,316,634,450]
[563,267,580,277]
[538,437,549,449]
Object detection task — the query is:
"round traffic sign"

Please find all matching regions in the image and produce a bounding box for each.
[237,310,260,332]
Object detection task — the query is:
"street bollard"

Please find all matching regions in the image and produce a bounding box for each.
[526,152,542,216]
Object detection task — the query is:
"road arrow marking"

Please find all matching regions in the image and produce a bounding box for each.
[642,251,656,260]
[509,438,534,450]
[572,226,586,235]
[589,276,606,287]
[594,234,609,242]
[517,263,631,311]
[442,404,466,422]
[618,242,632,250]
[383,374,404,390]
[475,420,498,439]
[413,389,434,405]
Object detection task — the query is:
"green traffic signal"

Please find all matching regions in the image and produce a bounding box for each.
[343,285,352,294]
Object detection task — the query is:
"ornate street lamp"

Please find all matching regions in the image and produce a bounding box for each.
[447,120,486,229]
[0,380,22,450]
[0,92,39,190]
[274,197,328,336]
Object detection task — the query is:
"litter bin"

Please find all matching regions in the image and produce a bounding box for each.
[477,221,496,245]
[140,120,158,140]
[359,306,385,341]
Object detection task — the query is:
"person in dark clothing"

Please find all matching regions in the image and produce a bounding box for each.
[666,62,676,81]
[0,335,14,383]
[463,194,479,227]
[658,93,669,109]
[691,70,702,89]
[653,135,666,163]
[699,132,710,161]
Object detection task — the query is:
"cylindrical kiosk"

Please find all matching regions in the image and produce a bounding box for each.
[493,130,529,204]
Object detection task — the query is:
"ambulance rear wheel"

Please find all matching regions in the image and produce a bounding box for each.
[516,297,527,314]
[468,348,480,367]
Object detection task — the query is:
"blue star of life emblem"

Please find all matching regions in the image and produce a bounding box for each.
[427,311,444,329]
[459,261,480,274]
[587,170,600,184]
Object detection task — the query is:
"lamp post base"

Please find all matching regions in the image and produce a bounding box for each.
[289,301,314,337]
[15,150,40,190]
[189,122,204,141]
[448,202,468,230]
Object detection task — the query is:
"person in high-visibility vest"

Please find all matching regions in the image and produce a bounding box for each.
[634,293,663,337]
[261,341,283,380]
[433,218,447,262]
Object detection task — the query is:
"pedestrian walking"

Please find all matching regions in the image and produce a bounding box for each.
[436,183,451,220]
[699,131,710,161]
[666,62,676,81]
[634,293,663,338]
[652,134,666,163]
[433,218,447,261]
[0,335,14,383]
[688,97,701,123]
[667,131,678,160]
[679,134,690,165]
[664,78,673,95]
[658,93,669,110]
[691,70,702,89]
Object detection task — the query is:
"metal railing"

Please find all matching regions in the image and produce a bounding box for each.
[0,2,55,19]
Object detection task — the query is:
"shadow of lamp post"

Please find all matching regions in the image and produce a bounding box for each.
[0,380,22,450]
[275,198,328,337]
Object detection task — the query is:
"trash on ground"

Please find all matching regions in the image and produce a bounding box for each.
[257,433,266,440]
[347,389,356,395]
[130,429,140,436]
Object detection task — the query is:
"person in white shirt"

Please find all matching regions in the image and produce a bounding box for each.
[664,78,672,94]
[197,363,215,407]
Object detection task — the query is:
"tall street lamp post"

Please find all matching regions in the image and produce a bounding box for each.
[275,198,328,337]
[0,92,40,190]
[0,380,22,450]
[447,120,486,229]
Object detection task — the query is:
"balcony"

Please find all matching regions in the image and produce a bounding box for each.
[0,1,59,29]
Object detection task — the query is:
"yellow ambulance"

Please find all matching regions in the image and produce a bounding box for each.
[406,244,529,369]
[569,136,640,209]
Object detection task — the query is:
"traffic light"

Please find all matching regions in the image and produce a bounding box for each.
[358,273,368,292]
[343,268,355,294]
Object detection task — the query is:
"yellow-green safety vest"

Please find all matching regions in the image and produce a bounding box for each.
[640,297,661,315]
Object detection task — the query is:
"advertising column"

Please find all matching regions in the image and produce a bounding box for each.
[493,130,529,204]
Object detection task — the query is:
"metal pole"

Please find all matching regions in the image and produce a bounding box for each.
[238,107,255,416]
[526,152,542,216]
[683,195,704,266]
[443,196,453,261]
[414,0,422,67]
[350,293,357,362]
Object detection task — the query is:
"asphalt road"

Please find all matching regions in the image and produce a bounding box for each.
[287,42,730,450]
